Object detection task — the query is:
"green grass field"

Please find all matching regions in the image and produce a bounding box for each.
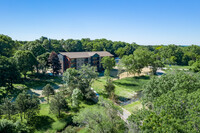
[92,75,150,99]
[164,65,192,70]
[14,74,63,91]
[122,100,142,112]
[35,100,95,133]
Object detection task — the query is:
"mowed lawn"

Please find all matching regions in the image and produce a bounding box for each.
[122,101,142,112]
[35,100,95,133]
[164,65,193,70]
[92,75,150,99]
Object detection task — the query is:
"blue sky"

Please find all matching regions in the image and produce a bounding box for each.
[0,0,200,45]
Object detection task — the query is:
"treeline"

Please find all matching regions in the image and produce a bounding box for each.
[2,34,200,93]
[2,34,200,65]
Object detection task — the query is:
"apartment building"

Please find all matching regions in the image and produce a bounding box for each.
[58,51,113,73]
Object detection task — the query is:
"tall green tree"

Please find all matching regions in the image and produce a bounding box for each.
[14,50,38,79]
[37,52,50,73]
[149,54,164,75]
[101,56,115,76]
[63,68,79,95]
[0,56,20,90]
[78,65,98,99]
[0,98,16,120]
[0,35,15,57]
[48,51,61,75]
[104,78,115,100]
[49,92,68,117]
[15,91,40,121]
[42,84,55,104]
[71,88,83,108]
[29,44,46,57]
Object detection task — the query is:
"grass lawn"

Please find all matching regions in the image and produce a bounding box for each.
[164,65,193,70]
[35,100,96,133]
[122,101,142,112]
[13,74,63,91]
[92,75,150,99]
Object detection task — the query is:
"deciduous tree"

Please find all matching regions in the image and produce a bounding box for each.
[14,50,38,79]
[50,92,68,117]
[42,84,55,104]
[101,56,115,76]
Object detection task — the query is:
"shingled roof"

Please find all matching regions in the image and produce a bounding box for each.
[59,51,113,58]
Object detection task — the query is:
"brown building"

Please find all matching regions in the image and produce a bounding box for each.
[58,51,114,73]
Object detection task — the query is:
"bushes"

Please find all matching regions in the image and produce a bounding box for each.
[0,119,16,133]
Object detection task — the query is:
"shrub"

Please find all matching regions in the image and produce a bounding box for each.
[0,119,16,133]
[52,120,67,132]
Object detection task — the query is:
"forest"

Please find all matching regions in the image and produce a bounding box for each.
[1,34,200,132]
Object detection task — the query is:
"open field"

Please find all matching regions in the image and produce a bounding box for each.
[92,75,150,99]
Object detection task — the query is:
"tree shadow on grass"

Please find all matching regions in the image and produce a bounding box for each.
[113,81,138,87]
[28,115,55,131]
[134,75,150,80]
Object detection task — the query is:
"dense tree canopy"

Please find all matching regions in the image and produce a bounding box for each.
[129,71,200,133]
[14,50,38,78]
[0,34,15,57]
[63,65,98,100]
[0,56,20,90]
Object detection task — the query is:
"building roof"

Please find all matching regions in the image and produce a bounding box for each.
[59,51,113,58]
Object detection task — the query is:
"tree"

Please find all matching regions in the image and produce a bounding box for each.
[63,39,83,52]
[14,50,38,79]
[119,55,134,76]
[29,44,46,57]
[42,39,52,51]
[78,65,98,99]
[119,54,143,76]
[115,47,126,58]
[128,89,200,133]
[73,97,126,133]
[48,51,61,75]
[0,56,20,90]
[101,56,115,76]
[50,92,68,117]
[0,119,16,133]
[63,65,97,100]
[192,60,200,72]
[104,78,115,100]
[63,68,79,95]
[71,88,83,108]
[37,52,50,73]
[42,84,55,104]
[0,98,16,120]
[0,34,15,57]
[15,91,40,121]
[133,47,151,68]
[149,54,164,75]
[142,71,200,105]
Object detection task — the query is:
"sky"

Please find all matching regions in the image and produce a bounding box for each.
[0,0,200,45]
